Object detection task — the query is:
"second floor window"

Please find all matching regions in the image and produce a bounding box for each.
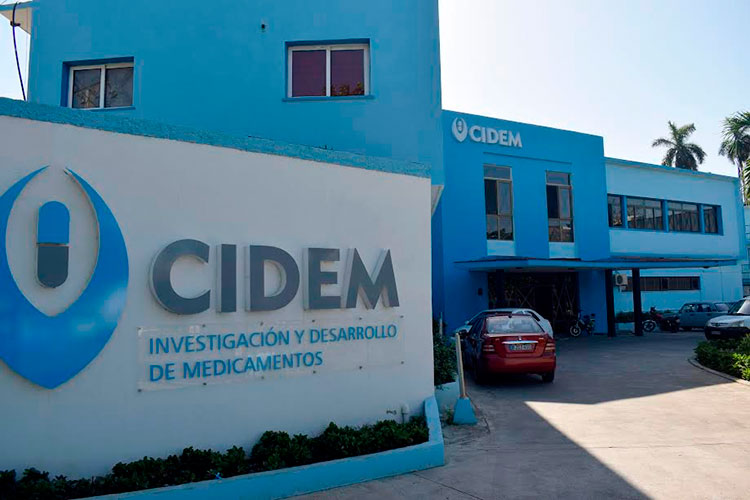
[288,43,369,98]
[68,62,133,109]
[608,195,623,227]
[668,202,700,232]
[627,197,664,230]
[546,172,573,242]
[703,205,720,233]
[484,165,513,241]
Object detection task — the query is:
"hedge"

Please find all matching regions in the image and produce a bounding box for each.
[695,335,750,381]
[0,417,428,500]
[432,319,457,386]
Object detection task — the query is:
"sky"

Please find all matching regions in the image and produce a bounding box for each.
[439,0,749,177]
[0,1,746,176]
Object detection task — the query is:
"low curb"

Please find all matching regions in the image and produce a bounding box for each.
[87,397,444,499]
[688,358,750,387]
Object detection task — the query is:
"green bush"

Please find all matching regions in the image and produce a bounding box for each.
[432,320,457,386]
[0,417,428,500]
[695,335,750,381]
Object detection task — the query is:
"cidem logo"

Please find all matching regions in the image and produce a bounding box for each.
[451,117,469,142]
[0,168,128,389]
[451,116,523,148]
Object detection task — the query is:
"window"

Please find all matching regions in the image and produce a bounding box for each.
[485,315,543,334]
[626,197,663,230]
[607,195,623,227]
[625,276,700,292]
[288,43,369,98]
[68,62,133,109]
[484,165,513,240]
[703,205,720,234]
[668,202,700,232]
[546,172,573,242]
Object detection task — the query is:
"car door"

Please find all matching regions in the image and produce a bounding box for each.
[695,303,712,328]
[680,304,697,328]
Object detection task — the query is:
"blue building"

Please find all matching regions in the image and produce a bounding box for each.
[13,0,443,183]
[436,112,744,332]
[8,0,745,335]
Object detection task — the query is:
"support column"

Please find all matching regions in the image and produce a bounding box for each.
[497,271,507,308]
[604,270,616,337]
[632,268,643,336]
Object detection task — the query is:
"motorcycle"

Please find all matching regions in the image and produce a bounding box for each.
[569,312,595,337]
[642,307,678,332]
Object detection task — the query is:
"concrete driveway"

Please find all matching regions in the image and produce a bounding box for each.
[299,332,750,499]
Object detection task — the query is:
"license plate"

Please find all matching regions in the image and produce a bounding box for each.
[509,344,534,352]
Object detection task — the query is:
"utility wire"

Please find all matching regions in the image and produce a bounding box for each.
[11,2,26,100]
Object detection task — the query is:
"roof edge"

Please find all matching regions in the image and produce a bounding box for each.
[605,156,738,183]
[0,98,431,179]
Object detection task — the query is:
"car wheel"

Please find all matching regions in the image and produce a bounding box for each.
[569,325,581,337]
[541,372,555,383]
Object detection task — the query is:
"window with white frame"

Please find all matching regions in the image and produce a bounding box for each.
[287,43,369,98]
[68,62,134,109]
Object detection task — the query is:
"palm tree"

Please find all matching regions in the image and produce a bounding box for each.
[651,121,706,171]
[719,111,750,201]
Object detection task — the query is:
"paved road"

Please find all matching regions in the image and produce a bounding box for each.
[299,332,750,499]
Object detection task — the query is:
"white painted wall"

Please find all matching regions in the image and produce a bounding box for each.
[0,116,433,477]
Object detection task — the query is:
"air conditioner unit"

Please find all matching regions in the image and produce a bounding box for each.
[614,273,629,289]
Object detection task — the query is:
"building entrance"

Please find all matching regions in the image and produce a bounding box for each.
[488,271,580,333]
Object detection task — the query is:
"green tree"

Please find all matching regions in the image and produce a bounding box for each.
[719,111,750,201]
[651,121,706,171]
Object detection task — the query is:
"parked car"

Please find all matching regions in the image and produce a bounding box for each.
[705,298,749,340]
[454,308,554,337]
[463,312,556,384]
[677,302,731,330]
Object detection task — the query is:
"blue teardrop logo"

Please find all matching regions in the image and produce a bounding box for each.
[0,168,128,389]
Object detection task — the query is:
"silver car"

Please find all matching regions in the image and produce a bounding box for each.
[678,302,731,330]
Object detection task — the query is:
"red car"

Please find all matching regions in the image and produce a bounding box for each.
[462,312,556,383]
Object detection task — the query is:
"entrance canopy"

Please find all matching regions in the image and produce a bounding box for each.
[455,255,737,272]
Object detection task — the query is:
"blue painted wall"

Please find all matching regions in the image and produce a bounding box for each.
[605,158,745,260]
[437,111,610,329]
[612,266,743,313]
[26,0,444,183]
[579,270,608,333]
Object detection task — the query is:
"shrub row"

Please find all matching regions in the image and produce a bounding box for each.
[0,417,428,500]
[695,335,750,381]
[432,319,457,386]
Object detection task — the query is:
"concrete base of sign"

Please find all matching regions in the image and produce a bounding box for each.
[88,396,444,500]
[434,380,459,414]
[452,397,477,425]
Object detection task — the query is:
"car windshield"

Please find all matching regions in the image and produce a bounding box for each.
[485,315,542,334]
[728,299,750,315]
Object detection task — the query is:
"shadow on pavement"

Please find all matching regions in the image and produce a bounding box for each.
[299,332,738,499]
